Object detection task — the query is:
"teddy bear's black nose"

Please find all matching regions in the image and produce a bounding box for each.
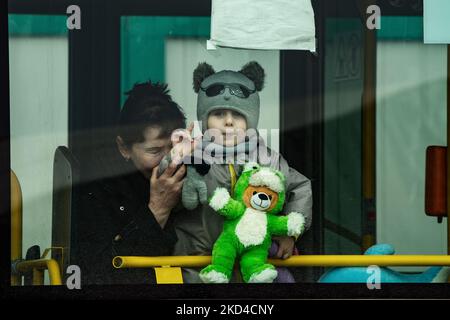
[258,193,269,201]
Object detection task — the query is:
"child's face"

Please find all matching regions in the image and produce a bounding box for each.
[207,109,247,147]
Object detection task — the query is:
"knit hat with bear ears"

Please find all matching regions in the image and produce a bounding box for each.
[193,61,265,132]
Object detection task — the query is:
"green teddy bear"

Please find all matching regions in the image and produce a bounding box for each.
[199,162,306,283]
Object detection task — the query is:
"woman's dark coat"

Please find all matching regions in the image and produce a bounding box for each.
[75,156,178,285]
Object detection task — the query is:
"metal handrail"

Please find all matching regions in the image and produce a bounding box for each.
[14,259,63,285]
[113,254,450,269]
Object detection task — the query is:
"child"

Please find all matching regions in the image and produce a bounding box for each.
[171,61,313,283]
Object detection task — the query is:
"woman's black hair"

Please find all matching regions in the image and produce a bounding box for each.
[118,81,186,146]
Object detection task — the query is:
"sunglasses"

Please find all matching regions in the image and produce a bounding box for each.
[200,83,256,99]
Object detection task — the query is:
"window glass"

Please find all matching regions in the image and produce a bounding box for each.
[9,14,69,283]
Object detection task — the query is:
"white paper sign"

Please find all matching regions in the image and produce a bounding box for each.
[208,0,316,52]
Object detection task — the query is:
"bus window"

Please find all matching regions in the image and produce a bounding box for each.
[7,1,450,289]
[322,14,448,273]
[323,17,365,255]
[376,16,447,270]
[9,14,69,285]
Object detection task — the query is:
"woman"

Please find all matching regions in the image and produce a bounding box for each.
[76,81,188,285]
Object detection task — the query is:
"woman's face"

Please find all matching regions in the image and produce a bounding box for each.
[117,126,172,179]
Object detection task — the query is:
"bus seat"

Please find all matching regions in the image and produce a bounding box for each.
[51,146,80,279]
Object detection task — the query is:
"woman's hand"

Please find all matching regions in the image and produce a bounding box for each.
[170,122,200,164]
[272,236,296,259]
[148,162,186,228]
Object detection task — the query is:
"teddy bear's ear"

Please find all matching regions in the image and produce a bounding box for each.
[243,162,260,173]
[239,61,265,91]
[193,62,215,93]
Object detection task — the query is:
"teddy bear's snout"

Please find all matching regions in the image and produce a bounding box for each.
[258,193,268,200]
[250,192,272,210]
